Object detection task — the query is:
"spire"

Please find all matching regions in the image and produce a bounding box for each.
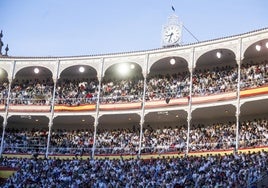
[0,30,10,56]
[5,44,9,56]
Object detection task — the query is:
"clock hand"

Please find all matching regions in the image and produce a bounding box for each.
[168,33,173,42]
[166,33,172,37]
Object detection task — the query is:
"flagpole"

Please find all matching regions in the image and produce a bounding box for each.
[172,6,175,12]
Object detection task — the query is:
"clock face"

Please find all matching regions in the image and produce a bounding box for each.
[163,25,181,45]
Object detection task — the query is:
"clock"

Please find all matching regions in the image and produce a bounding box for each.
[162,24,181,46]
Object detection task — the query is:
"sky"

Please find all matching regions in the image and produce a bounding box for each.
[0,0,267,57]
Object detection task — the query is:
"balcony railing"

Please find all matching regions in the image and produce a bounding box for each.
[2,138,268,156]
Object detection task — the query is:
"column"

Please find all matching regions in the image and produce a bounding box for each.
[45,120,53,158]
[45,61,60,158]
[235,38,242,152]
[138,54,149,157]
[0,79,11,156]
[138,96,145,157]
[91,58,104,159]
[235,59,241,152]
[186,48,194,155]
[186,69,193,155]
[91,100,101,159]
[0,61,16,156]
[235,104,240,151]
[0,119,7,156]
[137,75,147,157]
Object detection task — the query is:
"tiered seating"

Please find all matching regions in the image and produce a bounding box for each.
[2,61,267,105]
[1,151,267,187]
[2,118,268,155]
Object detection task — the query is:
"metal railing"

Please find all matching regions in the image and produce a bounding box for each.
[2,138,268,156]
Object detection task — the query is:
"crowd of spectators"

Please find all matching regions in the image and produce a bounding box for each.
[0,60,266,106]
[146,72,190,100]
[100,77,143,103]
[50,129,94,155]
[240,61,268,89]
[3,128,48,154]
[9,78,54,105]
[94,126,140,155]
[1,118,267,156]
[192,65,238,96]
[1,150,267,187]
[0,61,267,187]
[0,79,8,104]
[55,78,98,106]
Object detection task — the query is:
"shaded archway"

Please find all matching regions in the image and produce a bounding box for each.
[149,56,188,76]
[10,66,53,107]
[148,56,189,100]
[59,65,97,80]
[143,110,187,154]
[239,99,268,149]
[240,99,268,120]
[241,39,268,90]
[56,65,98,106]
[195,48,236,68]
[190,104,236,152]
[48,115,95,155]
[0,68,9,110]
[193,49,237,96]
[96,113,141,155]
[101,62,143,103]
[244,39,268,60]
[3,115,49,155]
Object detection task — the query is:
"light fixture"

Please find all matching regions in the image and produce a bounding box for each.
[266,42,268,49]
[79,66,85,73]
[255,44,261,51]
[118,63,129,76]
[170,58,176,65]
[34,68,39,74]
[216,51,222,59]
[130,64,135,69]
[0,68,4,76]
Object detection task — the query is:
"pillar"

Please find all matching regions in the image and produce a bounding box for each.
[45,120,53,158]
[137,54,149,158]
[0,119,7,156]
[91,58,104,159]
[186,48,194,155]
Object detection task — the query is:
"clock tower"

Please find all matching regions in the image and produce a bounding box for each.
[161,14,182,47]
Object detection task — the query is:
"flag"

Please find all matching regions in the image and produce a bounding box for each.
[172,6,175,12]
